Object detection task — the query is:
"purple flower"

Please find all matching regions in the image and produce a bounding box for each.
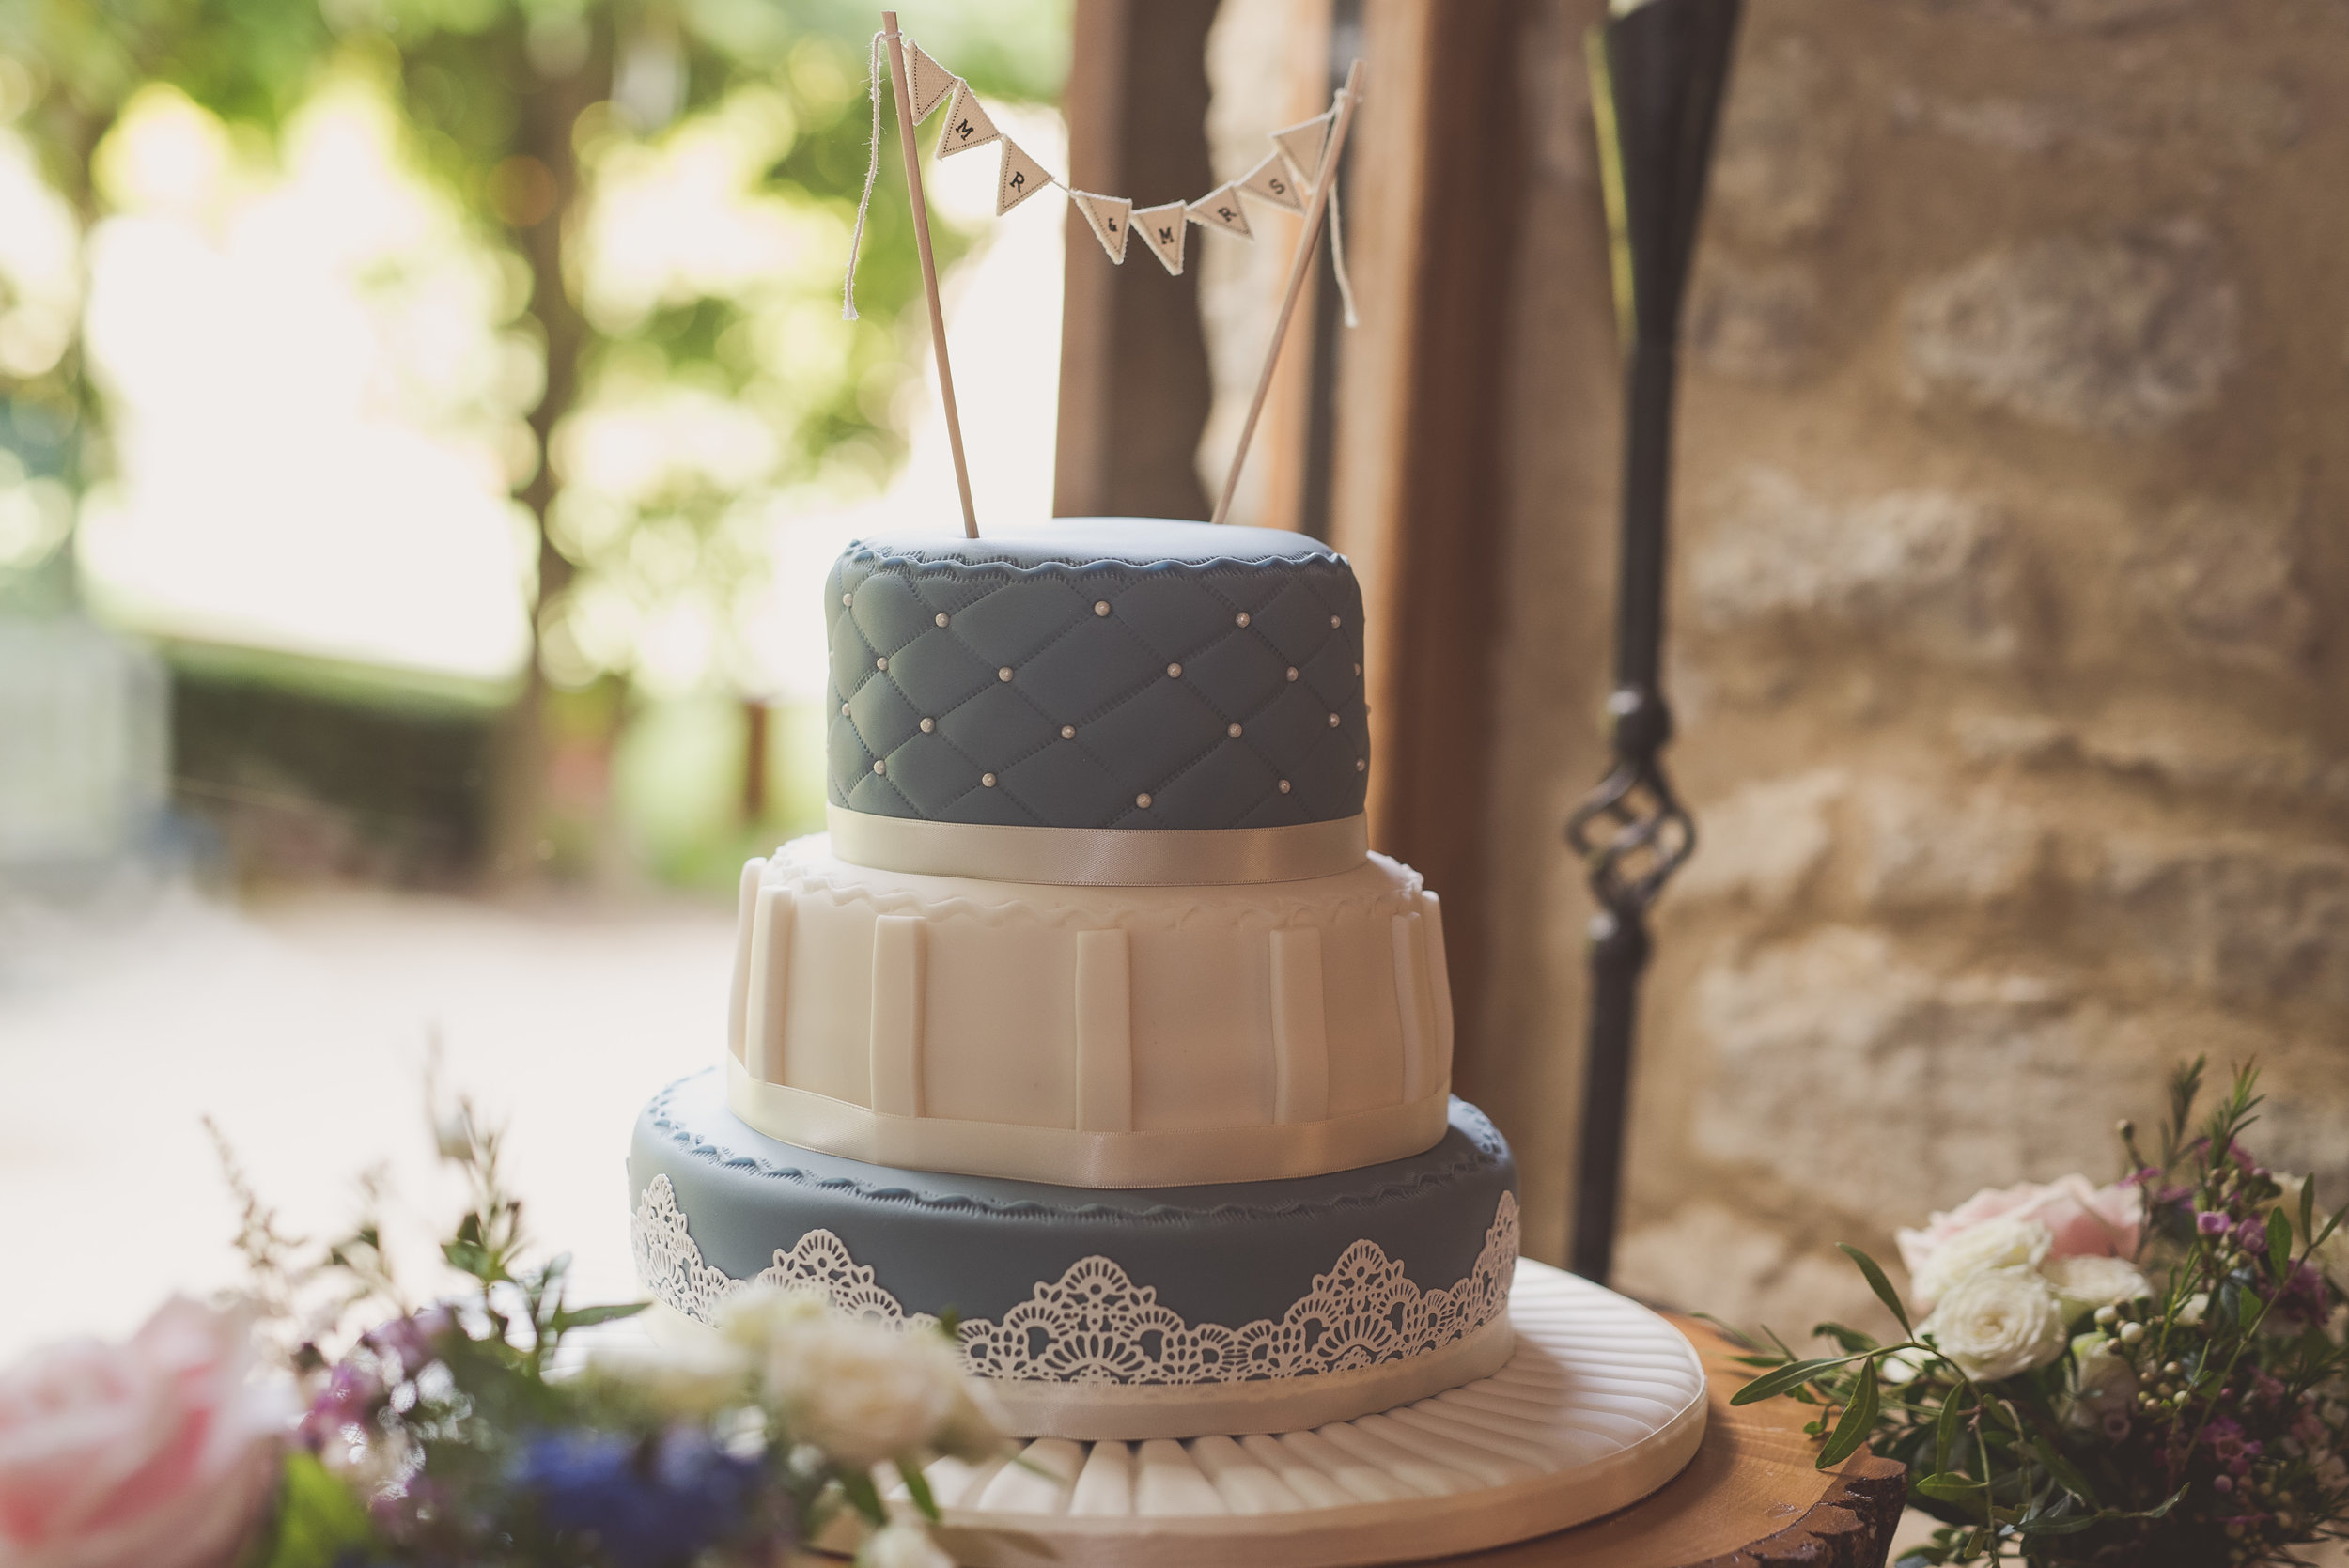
[2268,1263,2331,1327]
[2233,1217,2270,1255]
[2197,1211,2232,1237]
[515,1428,764,1568]
[301,1361,385,1449]
[362,1307,451,1379]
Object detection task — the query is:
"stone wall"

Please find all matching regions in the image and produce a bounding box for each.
[1478,0,2349,1332]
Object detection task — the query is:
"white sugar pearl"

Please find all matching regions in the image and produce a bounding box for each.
[1354,662,1361,676]
[873,759,886,775]
[1227,722,1242,737]
[843,592,852,606]
[840,703,849,715]
[1285,667,1299,682]
[875,656,887,671]
[1328,713,1341,728]
[998,666,1013,681]
[1061,725,1076,739]
[1135,792,1152,809]
[1278,779,1292,794]
[934,613,948,627]
[982,772,997,787]
[1094,600,1111,616]
[919,717,935,733]
[1356,758,1367,772]
[1330,614,1341,628]
[1235,611,1251,627]
[1166,662,1182,678]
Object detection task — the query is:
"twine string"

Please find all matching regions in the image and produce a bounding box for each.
[840,28,886,321]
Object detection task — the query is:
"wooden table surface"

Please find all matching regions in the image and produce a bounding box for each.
[1428,1315,1906,1567]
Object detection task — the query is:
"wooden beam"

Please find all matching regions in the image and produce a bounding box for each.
[1327,0,1532,1095]
[1053,0,1221,521]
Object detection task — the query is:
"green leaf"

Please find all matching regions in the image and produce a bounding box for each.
[1914,1472,1985,1504]
[1729,1354,1869,1407]
[549,1301,650,1331]
[443,1238,498,1281]
[1816,1358,1881,1469]
[1934,1386,1968,1477]
[2268,1212,2295,1280]
[2301,1175,2318,1244]
[2029,1434,2095,1506]
[1840,1244,1913,1335]
[837,1468,885,1526]
[2013,1512,2097,1537]
[246,1452,377,1568]
[897,1459,940,1522]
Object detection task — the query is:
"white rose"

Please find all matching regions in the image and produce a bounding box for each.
[859,1519,956,1568]
[2177,1292,2210,1327]
[1913,1218,2052,1311]
[2041,1254,2152,1319]
[2061,1334,2138,1435]
[763,1312,984,1468]
[1921,1267,2069,1383]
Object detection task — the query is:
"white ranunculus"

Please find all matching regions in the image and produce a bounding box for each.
[2041,1254,2153,1319]
[762,1311,988,1469]
[2061,1333,2139,1435]
[1921,1266,2069,1383]
[1913,1218,2053,1312]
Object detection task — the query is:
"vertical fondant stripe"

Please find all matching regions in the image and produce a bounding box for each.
[745,886,794,1083]
[1392,911,1427,1102]
[1268,926,1329,1124]
[1422,891,1456,1084]
[869,914,927,1116]
[1073,929,1133,1132]
[725,857,766,1064]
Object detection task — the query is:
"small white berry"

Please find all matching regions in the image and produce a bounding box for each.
[2119,1321,2146,1344]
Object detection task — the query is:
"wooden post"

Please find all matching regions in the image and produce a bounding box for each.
[1209,60,1363,528]
[881,11,979,538]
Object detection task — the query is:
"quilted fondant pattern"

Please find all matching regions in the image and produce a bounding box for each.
[824,520,1369,830]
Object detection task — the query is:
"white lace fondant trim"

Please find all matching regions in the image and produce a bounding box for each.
[631,1173,1519,1387]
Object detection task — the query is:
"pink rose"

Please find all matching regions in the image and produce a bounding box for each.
[1898,1174,2141,1292]
[0,1296,294,1568]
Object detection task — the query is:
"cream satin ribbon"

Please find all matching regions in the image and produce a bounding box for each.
[827,804,1370,887]
[727,1060,1453,1189]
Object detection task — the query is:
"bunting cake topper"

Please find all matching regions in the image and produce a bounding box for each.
[847,12,1364,535]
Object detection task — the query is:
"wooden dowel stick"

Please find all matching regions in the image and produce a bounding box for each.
[882,11,979,538]
[1210,59,1363,527]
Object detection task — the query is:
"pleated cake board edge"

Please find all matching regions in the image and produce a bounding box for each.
[832,1262,1710,1568]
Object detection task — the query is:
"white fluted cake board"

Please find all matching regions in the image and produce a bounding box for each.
[873,1261,1705,1568]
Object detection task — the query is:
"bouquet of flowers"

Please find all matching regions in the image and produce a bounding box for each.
[1735,1060,2347,1566]
[0,1093,999,1568]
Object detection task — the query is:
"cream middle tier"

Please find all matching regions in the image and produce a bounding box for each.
[723,836,1455,1188]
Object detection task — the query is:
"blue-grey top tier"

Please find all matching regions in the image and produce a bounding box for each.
[826,518,1368,831]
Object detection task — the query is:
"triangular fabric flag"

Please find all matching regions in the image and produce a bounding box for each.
[1188,182,1252,239]
[1237,151,1304,213]
[1272,111,1334,191]
[936,80,1000,159]
[996,139,1052,214]
[1132,201,1188,275]
[1070,190,1131,263]
[904,41,957,122]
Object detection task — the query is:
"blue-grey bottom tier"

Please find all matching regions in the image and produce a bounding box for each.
[629,1068,1521,1439]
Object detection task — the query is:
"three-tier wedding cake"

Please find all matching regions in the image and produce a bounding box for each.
[629,517,1520,1442]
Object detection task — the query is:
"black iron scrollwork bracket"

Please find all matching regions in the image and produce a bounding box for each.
[1566,0,1738,1284]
